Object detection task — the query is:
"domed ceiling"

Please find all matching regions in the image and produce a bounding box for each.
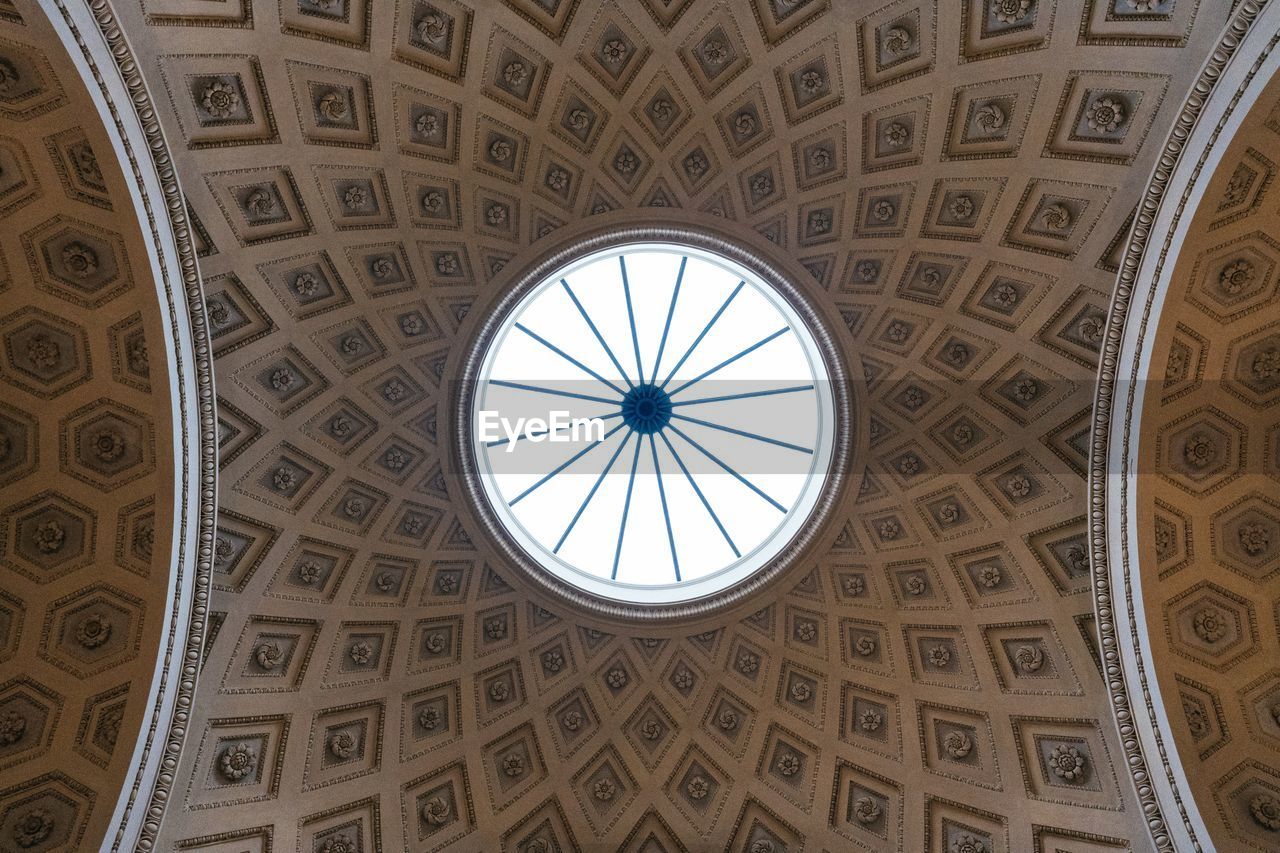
[3,0,1278,851]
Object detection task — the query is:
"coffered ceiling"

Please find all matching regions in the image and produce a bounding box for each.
[1133,79,1280,850]
[1095,14,1280,848]
[2,0,1277,851]
[0,4,194,851]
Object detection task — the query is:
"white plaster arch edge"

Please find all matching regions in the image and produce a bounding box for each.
[37,1,217,850]
[1092,3,1280,851]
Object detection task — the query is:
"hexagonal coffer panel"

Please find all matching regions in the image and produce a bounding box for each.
[1,491,96,582]
[60,399,156,491]
[39,584,144,678]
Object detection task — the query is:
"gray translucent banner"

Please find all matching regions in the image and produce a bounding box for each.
[456,376,1278,478]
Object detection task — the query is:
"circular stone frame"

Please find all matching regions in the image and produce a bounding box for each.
[453,223,854,623]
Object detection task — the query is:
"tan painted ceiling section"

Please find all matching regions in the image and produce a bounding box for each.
[0,3,180,851]
[1135,70,1280,851]
[4,0,1257,850]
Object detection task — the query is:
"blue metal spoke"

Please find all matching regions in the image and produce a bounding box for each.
[670,412,813,454]
[611,436,644,580]
[657,430,739,558]
[554,429,633,553]
[648,434,680,581]
[671,384,816,408]
[667,327,790,397]
[619,256,645,384]
[510,421,628,506]
[561,279,634,389]
[489,379,621,407]
[485,411,623,449]
[650,257,686,385]
[475,243,842,595]
[667,423,786,513]
[515,323,627,395]
[659,281,744,389]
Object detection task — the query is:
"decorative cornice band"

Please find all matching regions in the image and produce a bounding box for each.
[39,0,217,849]
[1090,2,1277,851]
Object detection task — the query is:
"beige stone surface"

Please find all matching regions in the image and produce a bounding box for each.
[6,0,1279,850]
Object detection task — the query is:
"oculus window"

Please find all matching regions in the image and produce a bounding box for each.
[469,242,837,606]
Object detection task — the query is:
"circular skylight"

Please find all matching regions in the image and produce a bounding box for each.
[469,241,837,606]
